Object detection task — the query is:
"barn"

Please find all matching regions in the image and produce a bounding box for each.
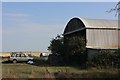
[63,17,119,58]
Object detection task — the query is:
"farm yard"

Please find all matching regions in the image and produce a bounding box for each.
[1,2,120,79]
[1,56,120,79]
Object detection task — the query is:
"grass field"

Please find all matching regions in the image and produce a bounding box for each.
[2,63,120,78]
[1,57,120,79]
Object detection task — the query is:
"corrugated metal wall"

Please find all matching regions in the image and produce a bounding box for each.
[86,29,119,49]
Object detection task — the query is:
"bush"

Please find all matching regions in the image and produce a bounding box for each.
[48,34,87,66]
[90,49,120,68]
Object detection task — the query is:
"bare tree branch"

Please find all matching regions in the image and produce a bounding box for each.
[106,1,120,17]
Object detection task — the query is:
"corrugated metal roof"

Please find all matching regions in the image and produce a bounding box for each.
[80,18,119,29]
[64,17,119,35]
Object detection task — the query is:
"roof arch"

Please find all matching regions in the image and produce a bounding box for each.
[64,17,118,35]
[63,17,86,35]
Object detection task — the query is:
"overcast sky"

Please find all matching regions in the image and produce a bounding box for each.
[2,2,117,52]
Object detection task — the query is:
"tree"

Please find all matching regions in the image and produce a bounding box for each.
[106,1,120,16]
[65,36,86,56]
[48,34,87,65]
[64,34,87,65]
[48,34,65,56]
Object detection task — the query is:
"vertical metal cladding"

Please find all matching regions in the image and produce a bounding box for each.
[86,29,118,49]
[80,18,119,49]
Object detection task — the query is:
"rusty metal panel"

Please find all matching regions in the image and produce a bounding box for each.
[86,29,119,49]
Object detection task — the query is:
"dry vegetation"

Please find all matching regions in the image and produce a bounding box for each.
[0,52,41,57]
[1,57,120,79]
[2,64,120,79]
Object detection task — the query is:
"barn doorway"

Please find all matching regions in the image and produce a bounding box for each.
[63,18,87,65]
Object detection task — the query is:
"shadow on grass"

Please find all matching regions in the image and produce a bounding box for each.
[31,58,68,67]
[2,60,12,64]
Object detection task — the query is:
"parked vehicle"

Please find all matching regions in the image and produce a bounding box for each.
[10,52,33,63]
[40,52,51,57]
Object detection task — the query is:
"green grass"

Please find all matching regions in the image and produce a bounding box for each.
[2,63,120,78]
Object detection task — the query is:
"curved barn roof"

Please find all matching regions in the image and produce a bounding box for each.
[80,18,118,29]
[64,17,119,35]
